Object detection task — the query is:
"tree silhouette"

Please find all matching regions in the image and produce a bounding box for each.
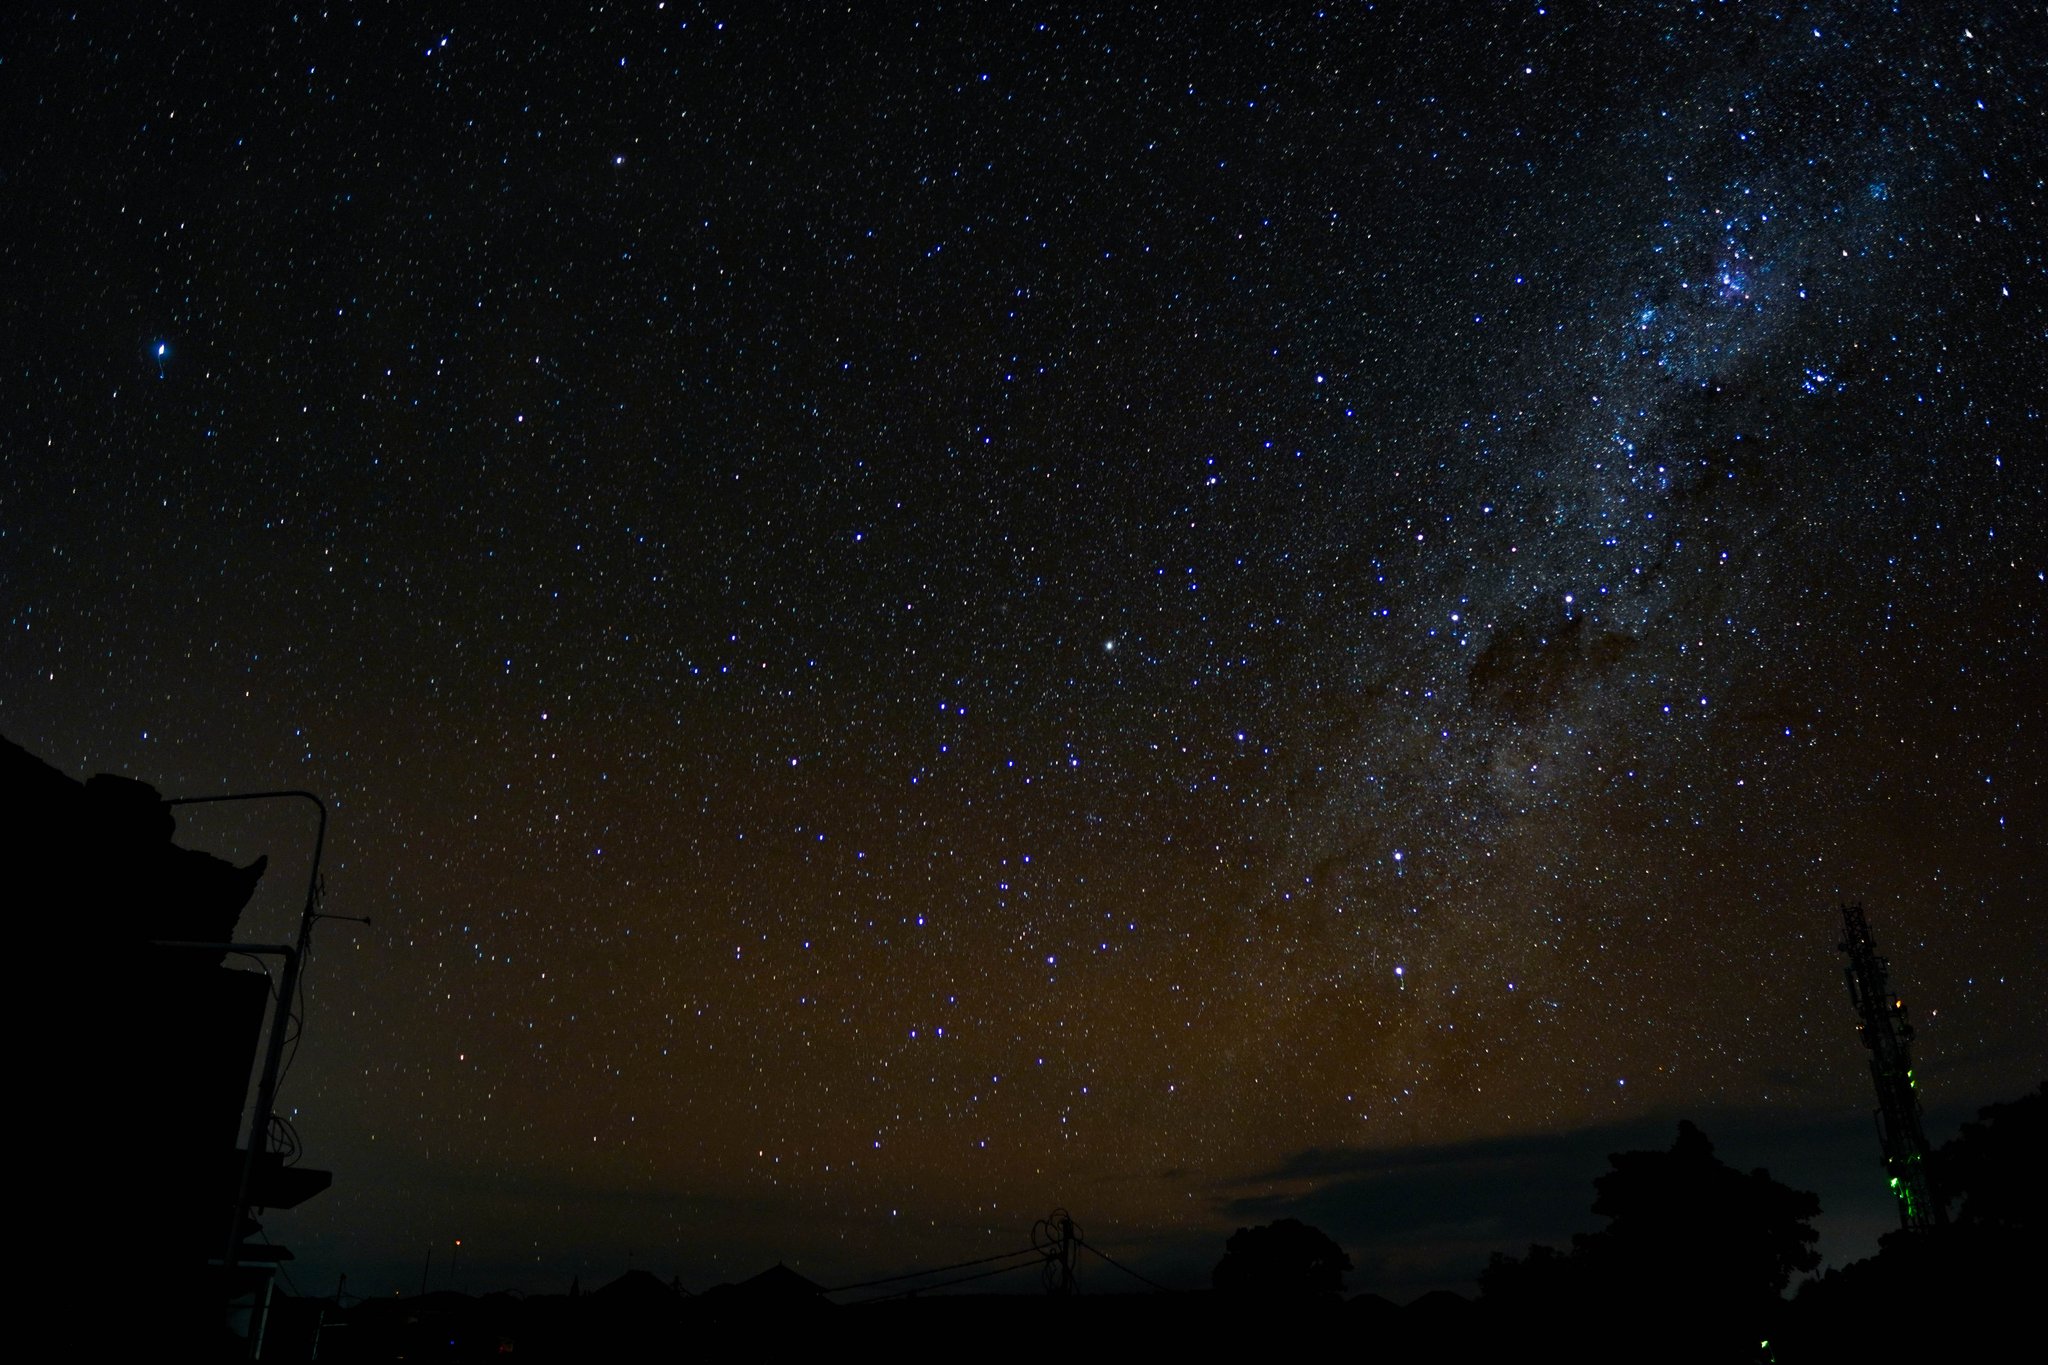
[1478,1240,1572,1314]
[1480,1122,1820,1362]
[1212,1218,1352,1297]
[1574,1120,1820,1304]
[1931,1079,2044,1231]
[1787,1083,2044,1362]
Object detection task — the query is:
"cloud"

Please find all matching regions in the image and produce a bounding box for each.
[1220,1121,1669,1243]
[1210,1105,1912,1296]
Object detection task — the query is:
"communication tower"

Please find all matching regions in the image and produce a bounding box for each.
[1837,903,1944,1231]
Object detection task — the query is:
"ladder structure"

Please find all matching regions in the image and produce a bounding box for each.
[1837,903,1944,1231]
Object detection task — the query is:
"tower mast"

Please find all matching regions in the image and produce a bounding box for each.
[1837,903,1944,1231]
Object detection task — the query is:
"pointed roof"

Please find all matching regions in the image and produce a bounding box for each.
[592,1268,683,1306]
[737,1262,827,1298]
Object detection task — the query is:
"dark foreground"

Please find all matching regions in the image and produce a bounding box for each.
[258,1234,2028,1365]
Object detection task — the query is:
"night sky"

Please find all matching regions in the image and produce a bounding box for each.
[5,2,2044,1299]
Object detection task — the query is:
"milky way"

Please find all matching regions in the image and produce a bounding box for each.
[4,3,2042,1295]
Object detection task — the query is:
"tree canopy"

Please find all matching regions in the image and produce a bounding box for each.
[1575,1119,1821,1302]
[1932,1079,2044,1230]
[1480,1120,1820,1360]
[1212,1218,1352,1297]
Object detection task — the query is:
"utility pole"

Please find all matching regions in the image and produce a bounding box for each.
[312,1273,344,1362]
[1838,903,1944,1231]
[1057,1212,1076,1295]
[1035,1208,1079,1295]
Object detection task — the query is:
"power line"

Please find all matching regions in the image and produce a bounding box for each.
[1077,1239,1177,1294]
[844,1255,1047,1305]
[826,1245,1039,1295]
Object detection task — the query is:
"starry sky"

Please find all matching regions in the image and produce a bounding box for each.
[4,2,2044,1299]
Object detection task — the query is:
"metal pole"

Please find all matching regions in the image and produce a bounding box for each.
[162,790,327,1277]
[1059,1214,1076,1295]
[151,942,298,1263]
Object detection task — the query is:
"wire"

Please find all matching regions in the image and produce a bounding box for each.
[826,1245,1039,1293]
[226,950,278,999]
[845,1255,1046,1304]
[1077,1239,1177,1294]
[1032,1208,1080,1293]
[267,1112,303,1167]
[829,1211,1153,1305]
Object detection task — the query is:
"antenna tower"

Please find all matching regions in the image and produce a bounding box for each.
[1837,903,1944,1231]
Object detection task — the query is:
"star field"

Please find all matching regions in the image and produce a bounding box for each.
[4,3,2043,1295]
